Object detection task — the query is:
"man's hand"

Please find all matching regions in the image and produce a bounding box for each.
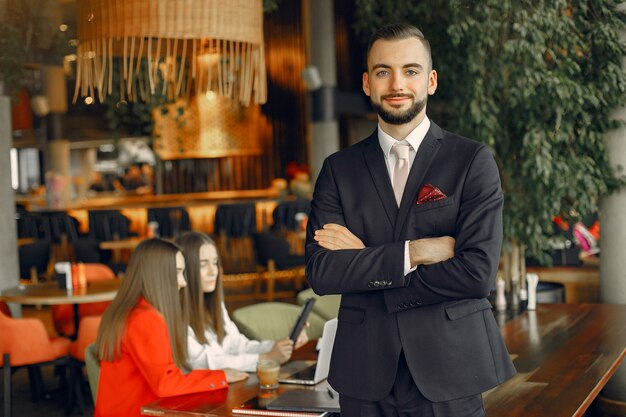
[314,224,365,250]
[224,368,249,383]
[409,236,455,267]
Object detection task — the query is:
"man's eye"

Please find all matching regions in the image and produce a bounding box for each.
[376,70,389,77]
[406,70,418,76]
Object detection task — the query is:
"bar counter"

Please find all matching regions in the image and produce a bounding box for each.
[18,188,283,235]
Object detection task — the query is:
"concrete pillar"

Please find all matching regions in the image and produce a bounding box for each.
[599,1,626,402]
[305,0,340,181]
[78,148,97,200]
[47,139,72,207]
[0,92,20,307]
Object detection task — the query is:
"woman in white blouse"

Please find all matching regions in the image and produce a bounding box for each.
[176,231,308,372]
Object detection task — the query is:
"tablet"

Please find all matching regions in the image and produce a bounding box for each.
[289,298,316,343]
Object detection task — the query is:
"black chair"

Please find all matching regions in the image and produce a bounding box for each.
[214,203,257,237]
[271,199,311,232]
[252,232,305,301]
[88,210,133,241]
[253,232,304,269]
[213,203,257,274]
[147,207,191,238]
[18,241,51,282]
[39,212,81,262]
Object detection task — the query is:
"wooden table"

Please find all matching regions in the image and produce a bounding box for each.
[99,238,145,263]
[0,280,121,305]
[485,303,626,416]
[0,280,121,337]
[140,304,626,417]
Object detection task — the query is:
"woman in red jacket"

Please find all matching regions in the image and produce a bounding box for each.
[94,238,247,417]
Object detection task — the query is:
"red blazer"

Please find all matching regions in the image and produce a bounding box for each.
[95,298,227,417]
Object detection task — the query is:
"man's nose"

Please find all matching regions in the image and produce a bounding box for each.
[390,72,404,91]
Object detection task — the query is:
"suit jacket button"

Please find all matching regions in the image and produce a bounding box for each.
[386,281,392,286]
[374,281,381,287]
[416,299,423,304]
[410,301,416,307]
[397,303,404,309]
[368,282,374,288]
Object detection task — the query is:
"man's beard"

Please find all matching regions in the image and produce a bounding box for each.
[371,94,427,125]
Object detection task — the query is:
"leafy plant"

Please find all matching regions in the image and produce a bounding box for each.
[354,0,626,263]
[0,0,75,97]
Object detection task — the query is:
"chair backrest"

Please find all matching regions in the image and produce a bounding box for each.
[18,241,51,280]
[70,316,102,362]
[84,343,100,404]
[51,264,114,336]
[0,302,11,317]
[231,302,325,341]
[83,263,116,282]
[253,232,304,269]
[271,199,311,231]
[0,311,70,366]
[147,207,191,238]
[88,210,132,241]
[41,212,80,243]
[214,203,257,237]
[297,288,341,321]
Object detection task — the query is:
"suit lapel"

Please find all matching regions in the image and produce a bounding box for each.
[363,131,397,228]
[394,123,443,240]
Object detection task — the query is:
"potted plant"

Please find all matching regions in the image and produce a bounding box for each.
[354,0,626,294]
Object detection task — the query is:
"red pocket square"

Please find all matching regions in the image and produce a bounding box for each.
[417,184,447,204]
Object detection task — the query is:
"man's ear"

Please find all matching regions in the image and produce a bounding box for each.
[428,70,438,96]
[362,72,371,97]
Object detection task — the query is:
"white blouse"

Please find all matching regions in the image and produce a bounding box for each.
[187,303,275,372]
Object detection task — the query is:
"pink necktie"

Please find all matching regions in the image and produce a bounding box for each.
[391,142,410,206]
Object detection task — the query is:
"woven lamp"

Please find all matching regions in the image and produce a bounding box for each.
[74,0,267,106]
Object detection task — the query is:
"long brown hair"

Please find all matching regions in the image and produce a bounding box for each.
[176,231,225,344]
[96,238,190,369]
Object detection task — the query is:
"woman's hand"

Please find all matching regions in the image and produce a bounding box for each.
[261,338,294,364]
[223,368,249,383]
[294,326,309,349]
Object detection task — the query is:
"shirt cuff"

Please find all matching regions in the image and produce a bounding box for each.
[404,240,417,276]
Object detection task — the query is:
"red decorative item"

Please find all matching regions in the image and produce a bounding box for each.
[417,184,447,204]
[11,89,33,131]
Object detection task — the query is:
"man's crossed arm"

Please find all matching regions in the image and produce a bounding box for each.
[314,223,455,267]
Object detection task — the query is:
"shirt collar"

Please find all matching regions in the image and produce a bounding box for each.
[378,116,431,158]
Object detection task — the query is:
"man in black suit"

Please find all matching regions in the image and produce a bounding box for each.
[305,23,516,416]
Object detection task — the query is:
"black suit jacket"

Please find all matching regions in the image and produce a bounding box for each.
[305,122,516,402]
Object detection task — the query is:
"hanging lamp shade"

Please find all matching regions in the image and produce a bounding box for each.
[74,0,267,106]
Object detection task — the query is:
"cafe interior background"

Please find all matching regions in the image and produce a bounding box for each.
[1,0,626,416]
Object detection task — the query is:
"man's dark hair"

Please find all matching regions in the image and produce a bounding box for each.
[366,23,432,70]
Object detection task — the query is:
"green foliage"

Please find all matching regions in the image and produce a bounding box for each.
[263,0,282,13]
[0,0,75,97]
[354,0,626,262]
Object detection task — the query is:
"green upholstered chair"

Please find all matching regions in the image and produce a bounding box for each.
[297,288,341,321]
[84,343,100,404]
[231,302,326,341]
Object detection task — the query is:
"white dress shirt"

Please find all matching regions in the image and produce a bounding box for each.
[378,117,431,275]
[187,303,275,372]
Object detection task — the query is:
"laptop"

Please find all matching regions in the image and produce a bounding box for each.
[278,318,338,385]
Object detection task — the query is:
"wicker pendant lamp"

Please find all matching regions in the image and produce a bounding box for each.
[74,0,266,106]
